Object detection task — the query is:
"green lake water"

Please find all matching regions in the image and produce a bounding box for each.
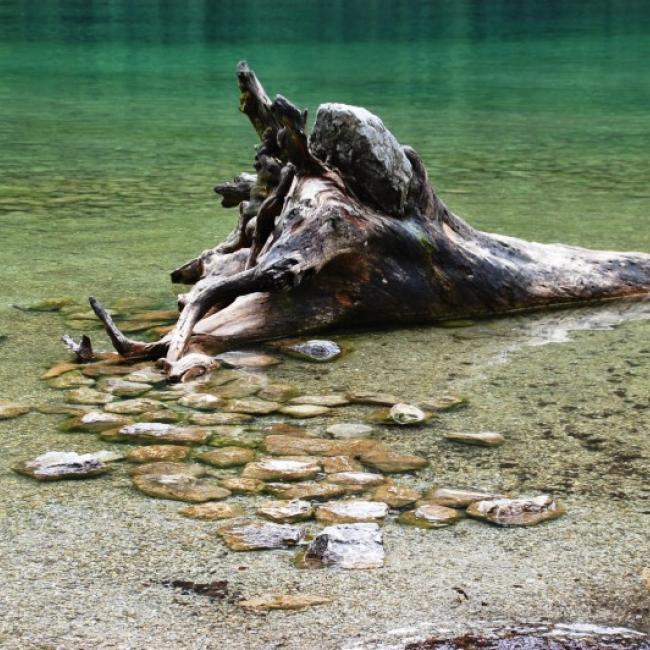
[1,1,649,646]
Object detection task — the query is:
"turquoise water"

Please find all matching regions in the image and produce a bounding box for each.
[1,1,650,644]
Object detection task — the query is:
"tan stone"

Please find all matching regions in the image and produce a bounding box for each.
[127,445,190,463]
[129,462,206,477]
[66,387,113,405]
[373,484,420,508]
[103,422,210,445]
[444,431,505,447]
[257,384,299,402]
[279,404,332,418]
[466,495,565,527]
[41,362,79,379]
[189,412,252,426]
[264,435,378,457]
[104,398,168,414]
[257,499,313,523]
[398,504,463,528]
[315,500,388,524]
[321,456,364,473]
[239,594,331,611]
[419,394,468,412]
[346,391,399,406]
[132,474,230,502]
[178,393,224,410]
[242,457,321,481]
[220,477,265,494]
[178,502,243,520]
[62,411,131,433]
[197,447,256,468]
[0,402,31,420]
[422,487,508,508]
[265,481,365,500]
[289,394,350,407]
[359,448,428,473]
[325,472,387,487]
[224,399,280,415]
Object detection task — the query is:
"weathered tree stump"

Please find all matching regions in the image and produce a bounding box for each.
[87,62,650,380]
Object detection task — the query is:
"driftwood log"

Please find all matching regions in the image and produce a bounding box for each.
[88,62,650,380]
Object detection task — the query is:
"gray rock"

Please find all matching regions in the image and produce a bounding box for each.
[257,499,314,523]
[302,523,384,569]
[326,423,373,439]
[13,451,112,481]
[466,495,566,527]
[444,431,505,447]
[217,520,306,551]
[282,340,342,363]
[310,103,412,216]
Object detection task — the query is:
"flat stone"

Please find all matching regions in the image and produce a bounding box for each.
[47,372,95,389]
[281,339,342,363]
[321,456,364,473]
[36,403,90,417]
[224,399,280,415]
[129,462,206,477]
[257,499,314,523]
[123,308,178,322]
[0,402,31,420]
[265,482,365,501]
[178,502,243,521]
[264,435,378,457]
[217,520,306,551]
[444,431,505,447]
[325,472,387,487]
[122,367,168,385]
[466,495,566,527]
[138,409,181,423]
[262,423,313,437]
[310,103,412,217]
[197,447,256,468]
[41,362,80,379]
[104,398,168,415]
[100,378,151,398]
[373,484,421,509]
[302,523,384,569]
[189,411,252,426]
[398,504,463,529]
[212,381,262,400]
[80,363,133,378]
[290,394,350,407]
[178,393,224,410]
[242,457,321,481]
[279,404,332,418]
[126,445,190,463]
[66,387,113,405]
[239,594,331,611]
[368,403,429,425]
[13,451,112,481]
[132,474,230,502]
[216,351,281,368]
[208,427,262,449]
[220,477,265,494]
[422,487,509,508]
[257,384,300,402]
[62,411,131,432]
[316,500,388,524]
[359,447,428,473]
[13,297,75,312]
[346,391,399,406]
[326,423,373,439]
[103,422,209,445]
[419,394,468,412]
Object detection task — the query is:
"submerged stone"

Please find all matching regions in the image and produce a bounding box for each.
[212,381,262,400]
[264,435,378,457]
[466,495,566,527]
[419,394,468,412]
[13,297,75,312]
[220,477,265,494]
[0,402,31,420]
[217,520,306,551]
[126,445,190,463]
[315,500,388,524]
[36,403,89,417]
[444,431,505,447]
[326,423,373,439]
[13,451,112,481]
[346,391,399,406]
[41,362,80,380]
[262,423,312,437]
[242,457,321,481]
[321,456,364,473]
[66,387,113,405]
[398,504,463,529]
[325,472,387,487]
[239,594,331,611]
[132,473,230,502]
[47,372,95,389]
[279,404,332,418]
[265,481,365,501]
[257,384,300,402]
[422,487,509,508]
[208,427,262,449]
[216,351,281,368]
[129,462,206,477]
[123,366,168,385]
[359,447,428,473]
[178,393,224,410]
[290,394,350,407]
[178,502,243,521]
[100,378,152,398]
[302,523,384,569]
[104,422,209,445]
[372,483,421,509]
[197,447,256,468]
[257,499,314,523]
[104,398,167,415]
[189,411,252,426]
[389,403,428,425]
[224,399,280,415]
[80,363,133,378]
[282,339,342,363]
[62,411,131,433]
[138,409,181,423]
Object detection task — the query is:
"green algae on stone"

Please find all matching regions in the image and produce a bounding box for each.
[224,398,280,415]
[47,372,95,389]
[257,384,300,402]
[99,378,152,398]
[197,447,256,468]
[189,411,253,426]
[66,387,114,405]
[13,297,75,312]
[104,398,168,415]
[466,495,566,527]
[217,519,307,551]
[178,393,224,410]
[398,504,463,529]
[208,427,262,449]
[137,409,182,423]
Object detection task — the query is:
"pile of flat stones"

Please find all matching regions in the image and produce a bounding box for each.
[11,329,566,570]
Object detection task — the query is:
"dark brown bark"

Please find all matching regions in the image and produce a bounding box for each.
[88,62,650,379]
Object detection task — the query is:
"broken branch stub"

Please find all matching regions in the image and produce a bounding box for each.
[88,61,650,379]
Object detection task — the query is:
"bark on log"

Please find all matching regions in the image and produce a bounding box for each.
[88,62,650,379]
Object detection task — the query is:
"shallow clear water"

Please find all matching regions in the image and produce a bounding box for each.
[1,1,649,645]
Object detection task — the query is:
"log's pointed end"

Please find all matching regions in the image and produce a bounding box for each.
[61,333,95,363]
